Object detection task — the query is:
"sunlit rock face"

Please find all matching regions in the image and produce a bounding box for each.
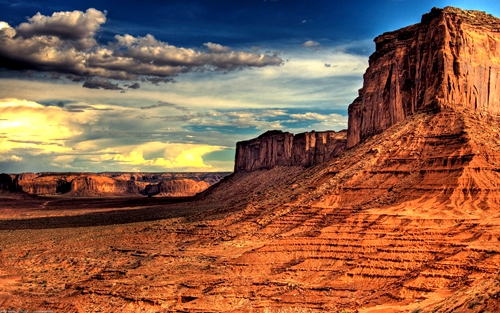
[291,131,347,167]
[9,172,229,197]
[234,130,347,172]
[348,7,500,148]
[140,179,210,197]
[235,130,294,172]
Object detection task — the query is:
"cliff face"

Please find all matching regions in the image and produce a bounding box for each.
[347,7,500,148]
[0,173,14,192]
[9,172,230,197]
[70,176,139,196]
[16,175,71,195]
[141,179,210,197]
[234,131,294,172]
[292,131,347,167]
[234,7,500,169]
[234,130,347,172]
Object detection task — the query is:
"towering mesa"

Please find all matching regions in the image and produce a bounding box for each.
[348,7,500,147]
[234,130,347,172]
[236,7,500,172]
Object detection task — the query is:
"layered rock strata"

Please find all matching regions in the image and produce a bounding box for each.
[5,172,229,197]
[348,6,500,148]
[234,130,347,172]
[140,179,210,197]
[69,175,139,196]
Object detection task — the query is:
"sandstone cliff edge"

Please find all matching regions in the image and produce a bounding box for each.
[234,130,347,172]
[348,6,500,147]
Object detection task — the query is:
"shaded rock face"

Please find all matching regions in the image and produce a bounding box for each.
[234,130,347,172]
[9,172,230,197]
[15,176,70,195]
[0,173,14,191]
[141,179,210,197]
[235,131,294,172]
[70,176,138,196]
[347,7,500,148]
[292,131,348,167]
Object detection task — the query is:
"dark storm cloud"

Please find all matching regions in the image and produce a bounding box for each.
[0,8,283,84]
[83,78,123,90]
[143,77,176,86]
[38,100,72,107]
[125,82,140,89]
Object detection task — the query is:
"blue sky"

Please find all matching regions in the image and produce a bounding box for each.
[0,0,499,173]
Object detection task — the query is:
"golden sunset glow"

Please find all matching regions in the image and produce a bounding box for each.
[0,99,225,171]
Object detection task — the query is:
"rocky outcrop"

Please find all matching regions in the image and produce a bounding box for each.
[234,130,347,172]
[0,173,14,191]
[7,172,230,197]
[347,7,500,148]
[104,172,228,185]
[237,6,500,170]
[235,131,294,172]
[141,179,210,197]
[292,131,347,167]
[16,175,71,195]
[69,176,139,196]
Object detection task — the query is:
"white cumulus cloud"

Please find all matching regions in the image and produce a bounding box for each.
[0,8,283,84]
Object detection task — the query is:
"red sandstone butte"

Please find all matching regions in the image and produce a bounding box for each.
[348,7,500,148]
[234,130,347,172]
[3,172,229,197]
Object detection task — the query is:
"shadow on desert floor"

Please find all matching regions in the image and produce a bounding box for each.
[0,196,206,230]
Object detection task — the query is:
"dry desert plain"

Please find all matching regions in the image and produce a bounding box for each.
[2,109,500,312]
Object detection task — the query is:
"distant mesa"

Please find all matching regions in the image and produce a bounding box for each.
[0,172,230,197]
[0,173,14,192]
[234,130,347,172]
[140,178,211,197]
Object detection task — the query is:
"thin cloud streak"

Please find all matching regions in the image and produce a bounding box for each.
[140,101,188,111]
